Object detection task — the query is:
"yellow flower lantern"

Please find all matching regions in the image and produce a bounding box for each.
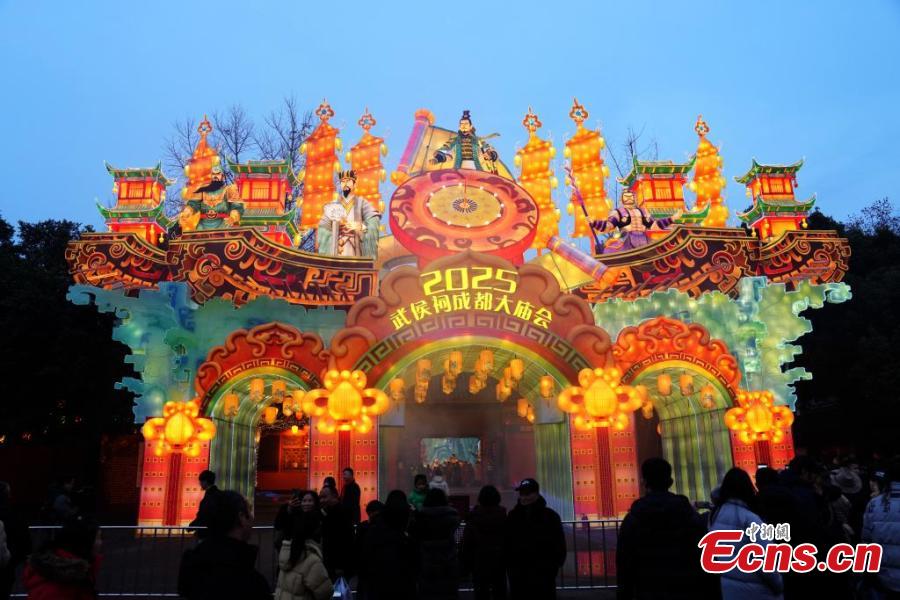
[558,367,642,431]
[141,400,216,457]
[724,390,794,444]
[301,369,390,435]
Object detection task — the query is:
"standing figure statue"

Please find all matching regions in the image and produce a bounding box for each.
[317,170,381,257]
[178,166,244,231]
[431,110,499,173]
[591,190,682,252]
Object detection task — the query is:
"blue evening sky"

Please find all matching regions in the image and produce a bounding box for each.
[1,0,898,231]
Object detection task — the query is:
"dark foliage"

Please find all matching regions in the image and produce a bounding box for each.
[0,215,136,460]
[793,199,900,455]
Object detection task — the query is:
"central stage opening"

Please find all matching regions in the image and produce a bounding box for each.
[375,338,574,516]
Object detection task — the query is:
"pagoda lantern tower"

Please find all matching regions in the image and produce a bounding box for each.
[347,109,388,213]
[515,107,559,251]
[299,101,341,233]
[618,155,700,239]
[227,158,300,246]
[99,162,172,245]
[564,99,611,239]
[736,159,814,240]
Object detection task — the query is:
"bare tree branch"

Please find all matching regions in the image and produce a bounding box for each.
[212,105,254,164]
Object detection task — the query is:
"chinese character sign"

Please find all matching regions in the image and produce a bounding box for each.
[388,266,552,331]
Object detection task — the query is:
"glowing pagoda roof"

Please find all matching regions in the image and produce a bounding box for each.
[735,159,804,184]
[618,156,696,188]
[737,195,816,223]
[227,158,299,185]
[105,162,174,186]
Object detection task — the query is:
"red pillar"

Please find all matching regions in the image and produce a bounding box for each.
[163,453,184,526]
[595,428,615,517]
[754,440,773,467]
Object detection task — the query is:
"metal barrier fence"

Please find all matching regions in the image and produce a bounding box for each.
[13,520,620,597]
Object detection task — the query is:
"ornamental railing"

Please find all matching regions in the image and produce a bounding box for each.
[12,520,620,597]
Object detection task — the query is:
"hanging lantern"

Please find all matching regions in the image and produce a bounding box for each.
[526,405,536,424]
[263,406,278,425]
[415,359,431,404]
[539,375,555,399]
[290,424,300,436]
[302,369,391,434]
[699,384,716,409]
[635,385,654,419]
[141,400,216,457]
[497,367,514,402]
[558,367,642,431]
[509,359,525,383]
[443,351,463,394]
[222,393,240,418]
[657,373,672,396]
[249,378,265,403]
[388,378,406,402]
[724,390,794,444]
[271,380,287,404]
[679,373,694,396]
[517,397,530,418]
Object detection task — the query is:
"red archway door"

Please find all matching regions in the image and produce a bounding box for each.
[325,250,639,518]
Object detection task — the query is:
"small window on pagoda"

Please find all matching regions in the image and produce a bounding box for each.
[654,180,672,200]
[769,178,785,194]
[251,181,271,200]
[127,183,146,199]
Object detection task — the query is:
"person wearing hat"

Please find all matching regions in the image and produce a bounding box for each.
[317,169,381,257]
[179,165,244,231]
[503,478,566,599]
[431,110,499,173]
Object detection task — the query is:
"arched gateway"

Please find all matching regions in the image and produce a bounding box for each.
[65,103,850,526]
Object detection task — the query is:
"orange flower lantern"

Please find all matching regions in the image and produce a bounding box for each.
[141,400,216,457]
[558,367,642,431]
[724,390,794,444]
[301,369,390,435]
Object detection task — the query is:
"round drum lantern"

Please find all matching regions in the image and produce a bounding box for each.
[389,169,539,264]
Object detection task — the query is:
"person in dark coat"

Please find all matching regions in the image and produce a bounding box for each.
[616,459,717,600]
[361,490,418,600]
[0,482,31,600]
[177,490,270,600]
[462,485,507,600]
[504,478,566,600]
[354,499,384,600]
[319,484,354,581]
[341,467,362,525]
[410,487,461,600]
[189,470,220,539]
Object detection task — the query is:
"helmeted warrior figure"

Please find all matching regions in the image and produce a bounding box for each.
[591,190,682,251]
[317,170,381,257]
[178,165,244,231]
[432,110,499,173]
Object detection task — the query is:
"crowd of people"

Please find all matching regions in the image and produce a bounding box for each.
[616,455,900,600]
[180,468,565,600]
[3,453,900,598]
